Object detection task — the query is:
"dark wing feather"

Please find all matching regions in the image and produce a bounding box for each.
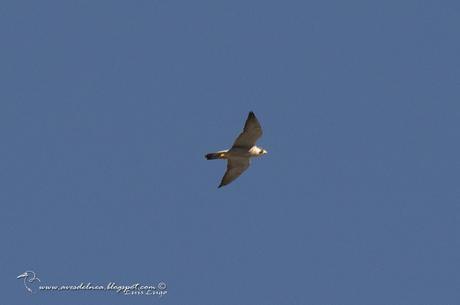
[232,111,263,149]
[218,157,250,188]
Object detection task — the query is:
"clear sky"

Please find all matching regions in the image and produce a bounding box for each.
[1,1,459,305]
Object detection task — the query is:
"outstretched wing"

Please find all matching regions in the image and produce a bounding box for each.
[218,157,250,188]
[232,111,263,149]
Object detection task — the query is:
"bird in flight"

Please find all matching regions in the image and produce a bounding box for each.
[205,111,268,188]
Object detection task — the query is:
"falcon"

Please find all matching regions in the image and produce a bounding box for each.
[205,111,268,188]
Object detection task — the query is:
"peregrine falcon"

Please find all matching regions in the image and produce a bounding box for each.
[205,111,268,188]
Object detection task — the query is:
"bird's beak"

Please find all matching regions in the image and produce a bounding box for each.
[17,272,28,279]
[264,150,268,154]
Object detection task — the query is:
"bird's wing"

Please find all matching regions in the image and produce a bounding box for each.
[218,157,250,188]
[232,111,263,149]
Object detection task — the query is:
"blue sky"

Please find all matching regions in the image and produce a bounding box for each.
[1,1,459,304]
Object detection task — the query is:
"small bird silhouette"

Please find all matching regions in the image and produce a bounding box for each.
[17,271,41,293]
[205,111,267,188]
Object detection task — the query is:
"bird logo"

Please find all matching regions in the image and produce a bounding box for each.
[17,270,41,293]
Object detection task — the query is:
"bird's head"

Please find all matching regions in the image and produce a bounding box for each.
[17,272,29,279]
[259,148,268,155]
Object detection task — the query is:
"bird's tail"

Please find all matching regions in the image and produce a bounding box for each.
[205,152,226,160]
